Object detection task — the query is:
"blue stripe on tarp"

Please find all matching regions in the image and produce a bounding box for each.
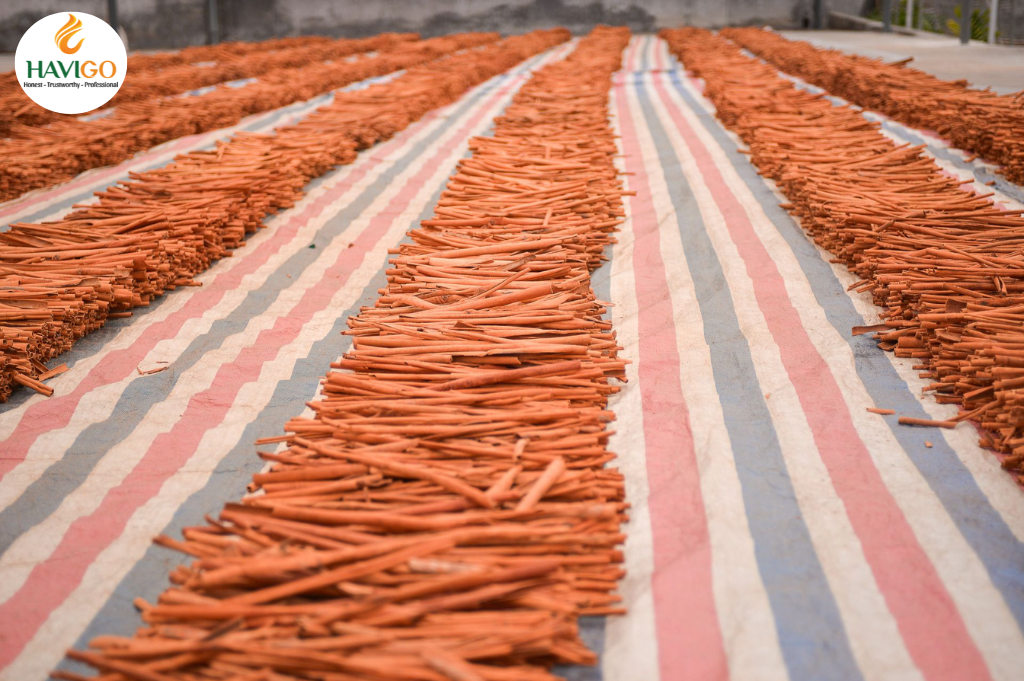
[664,47,1024,639]
[554,617,608,681]
[632,43,863,681]
[550,237,617,681]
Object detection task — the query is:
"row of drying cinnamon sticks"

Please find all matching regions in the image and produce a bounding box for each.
[57,25,632,681]
[0,33,419,136]
[0,29,570,402]
[660,27,1024,482]
[0,34,334,100]
[722,27,1024,185]
[0,32,501,203]
[126,35,337,73]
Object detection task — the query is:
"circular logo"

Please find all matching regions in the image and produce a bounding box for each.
[15,12,127,115]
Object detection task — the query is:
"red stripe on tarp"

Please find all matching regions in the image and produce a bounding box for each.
[613,38,729,681]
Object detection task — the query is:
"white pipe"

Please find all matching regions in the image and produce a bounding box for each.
[906,0,915,27]
[989,0,1000,42]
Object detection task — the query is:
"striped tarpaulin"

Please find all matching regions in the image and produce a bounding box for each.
[604,35,1024,681]
[1,34,1023,681]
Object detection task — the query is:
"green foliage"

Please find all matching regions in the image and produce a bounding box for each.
[945,4,991,41]
[865,0,941,33]
[865,0,993,38]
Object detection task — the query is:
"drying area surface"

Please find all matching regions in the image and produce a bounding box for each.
[0,32,1022,681]
[780,29,1024,94]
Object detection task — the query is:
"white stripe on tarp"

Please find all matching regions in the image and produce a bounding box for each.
[599,57,662,681]
[878,337,1024,544]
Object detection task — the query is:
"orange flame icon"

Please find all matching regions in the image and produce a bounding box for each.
[55,14,84,55]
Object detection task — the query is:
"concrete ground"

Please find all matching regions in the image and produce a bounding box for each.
[780,29,1024,93]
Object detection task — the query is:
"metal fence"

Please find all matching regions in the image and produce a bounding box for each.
[870,0,1024,45]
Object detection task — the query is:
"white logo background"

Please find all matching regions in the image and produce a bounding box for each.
[15,12,128,115]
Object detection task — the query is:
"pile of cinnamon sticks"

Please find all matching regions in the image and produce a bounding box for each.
[106,34,419,109]
[661,27,1024,481]
[57,26,631,681]
[0,33,502,203]
[0,35,341,134]
[722,27,1024,185]
[127,36,336,72]
[0,29,570,402]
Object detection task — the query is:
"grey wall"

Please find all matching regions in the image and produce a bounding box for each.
[0,0,856,51]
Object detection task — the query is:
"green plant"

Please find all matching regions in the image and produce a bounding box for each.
[865,0,942,34]
[946,4,990,41]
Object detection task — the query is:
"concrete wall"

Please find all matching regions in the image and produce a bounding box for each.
[0,0,855,51]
